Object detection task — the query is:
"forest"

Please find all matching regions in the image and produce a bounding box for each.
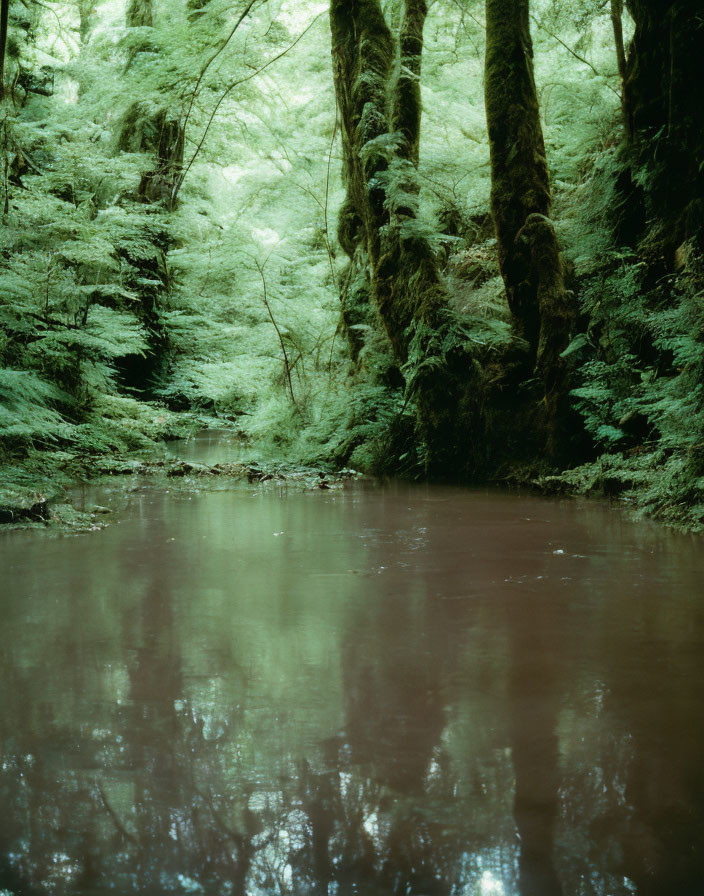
[0,0,701,529]
[2,4,704,896]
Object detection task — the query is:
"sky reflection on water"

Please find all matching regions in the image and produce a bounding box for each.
[1,479,704,895]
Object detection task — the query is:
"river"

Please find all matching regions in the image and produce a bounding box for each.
[1,454,703,895]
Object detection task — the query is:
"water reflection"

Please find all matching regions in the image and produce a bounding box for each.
[1,481,704,895]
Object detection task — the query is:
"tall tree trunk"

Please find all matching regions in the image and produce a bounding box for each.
[484,0,573,451]
[126,0,153,28]
[121,0,183,210]
[610,0,630,137]
[115,0,181,390]
[0,0,10,100]
[331,0,393,358]
[393,0,427,166]
[331,0,476,468]
[137,110,185,208]
[330,0,446,356]
[330,0,394,270]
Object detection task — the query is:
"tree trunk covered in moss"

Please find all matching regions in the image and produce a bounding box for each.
[331,0,394,267]
[330,0,478,469]
[330,0,448,358]
[392,0,427,166]
[624,0,704,243]
[121,0,184,210]
[117,103,184,210]
[484,0,572,449]
[137,111,185,208]
[0,0,9,100]
[126,0,153,28]
[330,0,394,357]
[115,0,181,390]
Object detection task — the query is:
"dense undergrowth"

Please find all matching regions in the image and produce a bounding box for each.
[1,0,703,531]
[553,141,704,529]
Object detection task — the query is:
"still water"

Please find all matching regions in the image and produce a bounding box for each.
[1,474,704,896]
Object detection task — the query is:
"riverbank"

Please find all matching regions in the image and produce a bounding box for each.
[2,427,702,535]
[0,430,363,532]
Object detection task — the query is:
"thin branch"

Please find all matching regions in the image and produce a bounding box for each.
[97,783,139,844]
[323,110,339,289]
[445,0,484,32]
[292,179,325,212]
[255,258,296,405]
[530,13,621,99]
[172,10,325,204]
[181,0,260,143]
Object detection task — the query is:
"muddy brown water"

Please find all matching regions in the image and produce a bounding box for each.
[1,462,704,895]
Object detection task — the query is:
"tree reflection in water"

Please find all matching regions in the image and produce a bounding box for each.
[1,483,704,895]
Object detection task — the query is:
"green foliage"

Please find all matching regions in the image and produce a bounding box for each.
[0,0,701,530]
[402,310,510,398]
[0,0,190,467]
[293,332,418,475]
[0,369,72,440]
[559,140,704,528]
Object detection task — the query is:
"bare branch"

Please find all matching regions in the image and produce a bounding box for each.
[173,10,325,204]
[255,258,297,406]
[530,13,621,99]
[181,0,260,142]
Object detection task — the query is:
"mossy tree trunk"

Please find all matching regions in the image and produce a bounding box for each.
[121,0,184,209]
[126,0,153,28]
[484,0,573,451]
[0,0,9,100]
[330,0,394,270]
[392,0,427,167]
[329,1,443,348]
[330,0,393,358]
[330,0,477,468]
[114,0,183,390]
[136,111,185,209]
[624,0,704,244]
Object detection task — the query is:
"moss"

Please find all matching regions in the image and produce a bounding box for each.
[330,0,488,470]
[340,261,374,362]
[484,0,574,454]
[126,0,153,29]
[336,197,363,259]
[330,0,441,355]
[485,0,552,334]
[392,0,427,164]
[330,0,394,244]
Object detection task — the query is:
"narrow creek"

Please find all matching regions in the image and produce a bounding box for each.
[1,441,703,895]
